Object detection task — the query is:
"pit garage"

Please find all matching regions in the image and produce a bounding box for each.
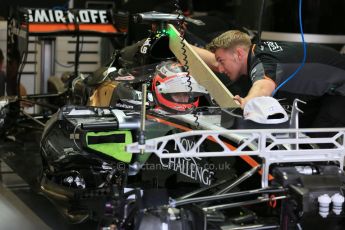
[0,1,345,229]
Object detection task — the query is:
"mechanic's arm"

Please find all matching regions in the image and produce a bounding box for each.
[191,45,219,72]
[234,79,276,109]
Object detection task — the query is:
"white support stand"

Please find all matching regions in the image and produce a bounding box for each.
[127,128,345,187]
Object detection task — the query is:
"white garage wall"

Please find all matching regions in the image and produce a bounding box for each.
[54,36,101,78]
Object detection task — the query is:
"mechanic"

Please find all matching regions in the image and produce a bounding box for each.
[193,30,345,128]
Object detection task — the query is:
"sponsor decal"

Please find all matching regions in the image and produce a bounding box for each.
[250,68,260,82]
[160,138,214,185]
[115,103,134,109]
[250,68,257,80]
[264,41,283,52]
[140,38,151,54]
[114,75,135,81]
[26,9,109,24]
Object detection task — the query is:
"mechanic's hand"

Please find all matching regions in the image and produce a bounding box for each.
[233,95,246,109]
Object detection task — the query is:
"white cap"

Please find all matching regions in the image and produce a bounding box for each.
[243,96,289,124]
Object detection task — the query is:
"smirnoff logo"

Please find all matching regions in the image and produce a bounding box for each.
[26,9,110,24]
[160,138,214,186]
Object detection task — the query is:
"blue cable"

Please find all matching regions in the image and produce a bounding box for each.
[272,0,306,96]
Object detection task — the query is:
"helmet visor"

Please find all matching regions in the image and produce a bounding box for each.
[166,92,198,104]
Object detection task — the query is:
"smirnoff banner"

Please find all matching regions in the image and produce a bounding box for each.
[19,8,128,35]
[26,9,111,24]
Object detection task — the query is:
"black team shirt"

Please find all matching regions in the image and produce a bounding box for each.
[247,41,345,101]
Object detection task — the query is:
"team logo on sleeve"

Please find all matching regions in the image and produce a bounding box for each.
[264,41,283,52]
[250,63,265,82]
[250,68,257,80]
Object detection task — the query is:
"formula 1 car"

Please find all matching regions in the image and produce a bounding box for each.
[39,50,345,230]
[37,92,345,230]
[44,13,345,230]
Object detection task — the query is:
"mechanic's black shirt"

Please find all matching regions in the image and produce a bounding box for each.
[247,41,345,100]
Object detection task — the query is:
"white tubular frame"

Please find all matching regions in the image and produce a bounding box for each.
[126,128,345,187]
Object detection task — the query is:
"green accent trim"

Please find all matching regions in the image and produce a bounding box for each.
[86,131,132,163]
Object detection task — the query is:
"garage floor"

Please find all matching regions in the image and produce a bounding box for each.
[0,158,97,229]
